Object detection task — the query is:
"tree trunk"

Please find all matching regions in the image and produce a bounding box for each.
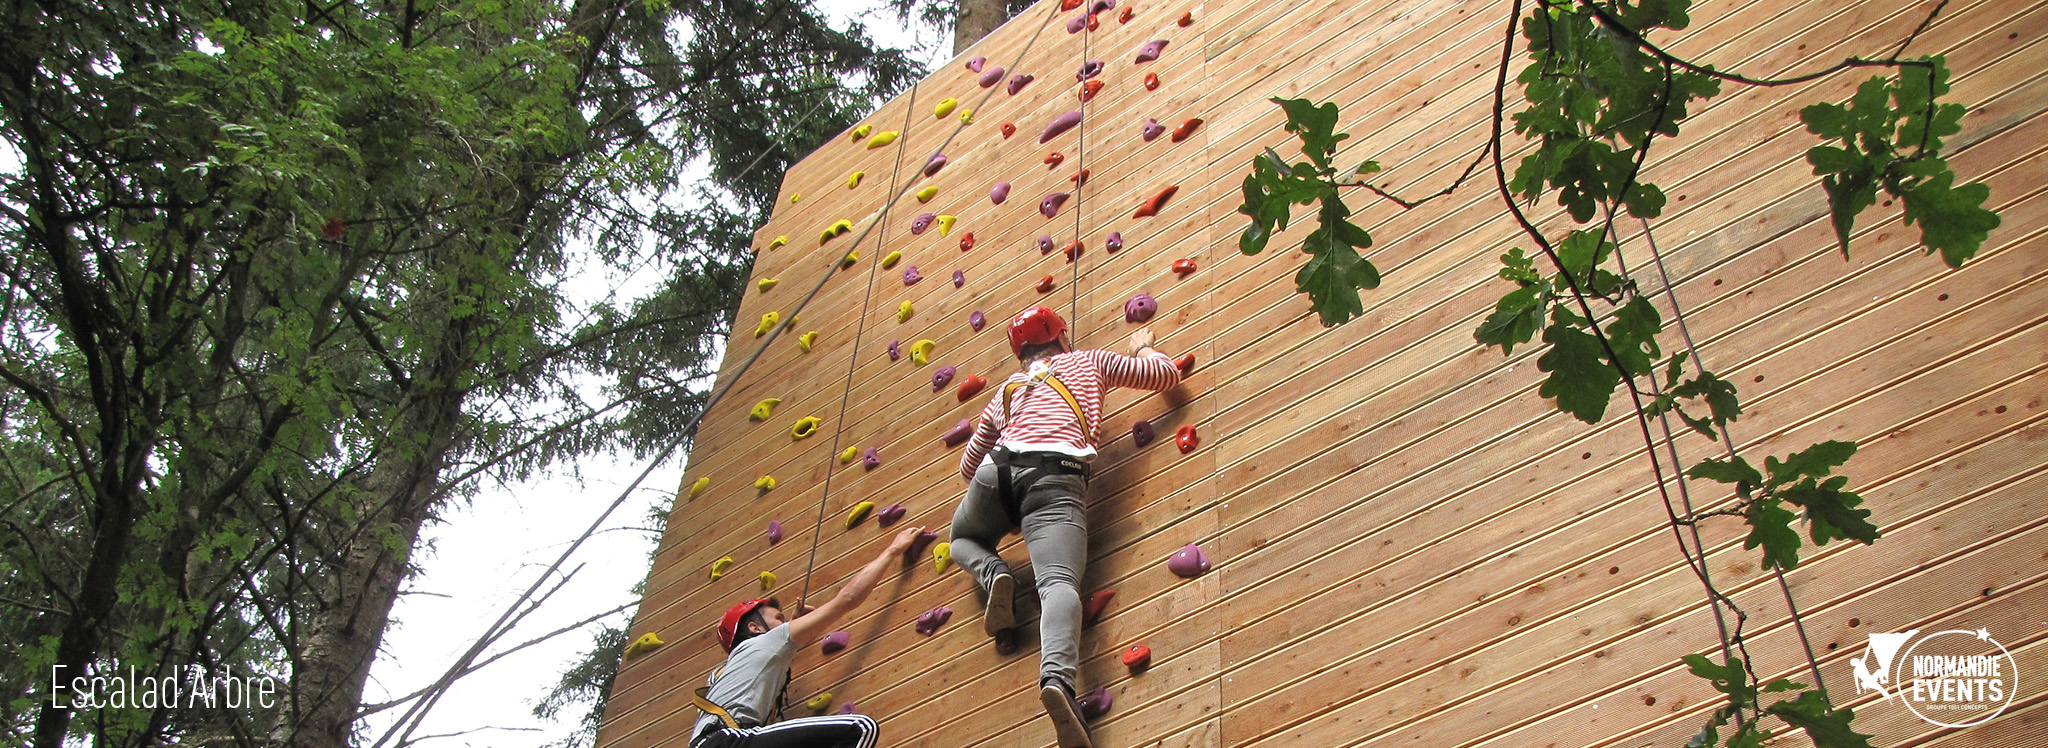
[952,0,1010,56]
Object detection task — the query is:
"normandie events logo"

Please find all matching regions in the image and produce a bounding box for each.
[1851,628,2016,729]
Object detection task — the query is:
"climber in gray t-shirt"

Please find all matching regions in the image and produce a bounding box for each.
[690,525,923,748]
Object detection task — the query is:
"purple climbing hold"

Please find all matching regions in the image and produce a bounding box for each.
[821,630,851,654]
[906,529,939,560]
[932,365,957,392]
[1142,118,1165,141]
[1087,0,1114,14]
[768,520,785,544]
[888,340,901,361]
[914,606,953,636]
[953,269,966,288]
[1135,39,1168,63]
[1065,14,1085,33]
[966,56,986,72]
[911,212,936,234]
[942,419,973,447]
[1007,74,1034,95]
[990,181,1011,204]
[1168,543,1211,578]
[861,447,881,470]
[1125,293,1158,322]
[1038,235,1055,254]
[877,503,907,527]
[903,265,922,285]
[1132,420,1155,447]
[838,702,859,715]
[1041,192,1070,218]
[979,66,1006,88]
[969,310,986,331]
[1077,687,1114,720]
[923,153,948,177]
[1040,110,1083,143]
[1105,231,1124,252]
[1075,60,1104,81]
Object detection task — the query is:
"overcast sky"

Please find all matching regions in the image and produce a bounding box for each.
[357,4,952,747]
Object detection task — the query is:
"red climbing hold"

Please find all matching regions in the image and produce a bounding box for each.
[960,233,975,251]
[1001,122,1016,138]
[1083,589,1116,624]
[1144,72,1159,91]
[1118,5,1132,22]
[1123,645,1152,672]
[1175,424,1199,453]
[1133,184,1179,218]
[1062,239,1083,263]
[957,374,987,402]
[1176,352,1196,375]
[1171,118,1203,142]
[1178,10,1194,25]
[1172,258,1197,276]
[1079,79,1103,103]
[1069,168,1089,187]
[1060,0,1081,9]
[1087,12,1100,30]
[1044,151,1064,168]
[1036,275,1056,293]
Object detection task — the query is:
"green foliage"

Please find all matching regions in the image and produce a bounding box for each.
[1682,654,1872,748]
[1687,441,1877,571]
[1236,98,1382,326]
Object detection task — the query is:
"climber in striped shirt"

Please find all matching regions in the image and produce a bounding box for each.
[948,305,1183,748]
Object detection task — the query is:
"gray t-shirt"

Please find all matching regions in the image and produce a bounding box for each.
[693,625,796,737]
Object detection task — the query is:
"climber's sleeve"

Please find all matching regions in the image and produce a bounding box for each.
[1091,348,1182,391]
[958,397,1003,480]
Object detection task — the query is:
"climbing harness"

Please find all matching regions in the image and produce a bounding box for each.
[990,363,1092,526]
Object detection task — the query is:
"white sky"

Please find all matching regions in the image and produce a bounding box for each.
[359,4,951,747]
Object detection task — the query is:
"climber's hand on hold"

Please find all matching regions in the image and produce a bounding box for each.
[1127,328,1158,357]
[888,526,923,554]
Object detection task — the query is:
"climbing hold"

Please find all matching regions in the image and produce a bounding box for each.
[1176,352,1197,375]
[1178,10,1193,25]
[838,702,859,715]
[1133,184,1179,218]
[839,446,858,464]
[1132,420,1155,447]
[914,606,953,636]
[966,56,985,72]
[847,171,865,188]
[933,541,952,572]
[865,130,899,149]
[1062,239,1083,263]
[980,66,1006,88]
[1080,79,1103,103]
[1087,0,1113,13]
[1123,644,1152,672]
[906,530,939,560]
[959,107,975,124]
[753,311,779,337]
[1171,117,1204,142]
[897,301,915,323]
[1125,293,1157,322]
[750,398,781,421]
[932,365,957,392]
[936,214,956,236]
[999,121,1015,138]
[710,556,734,580]
[1105,232,1123,252]
[623,632,666,660]
[1173,258,1197,275]
[767,235,788,250]
[1083,589,1116,624]
[820,219,853,244]
[791,416,821,440]
[942,419,973,447]
[1119,5,1133,22]
[687,476,711,500]
[959,233,976,252]
[768,519,784,544]
[882,250,903,269]
[806,693,834,712]
[990,182,1011,205]
[888,340,901,361]
[1075,60,1103,81]
[821,631,851,654]
[903,266,922,285]
[1038,235,1055,254]
[789,193,800,203]
[1168,542,1210,577]
[1078,687,1114,720]
[799,330,818,351]
[994,629,1020,656]
[1044,151,1064,168]
[910,213,935,235]
[909,339,935,365]
[958,374,987,401]
[1037,275,1056,293]
[755,475,777,491]
[851,124,872,141]
[1041,192,1070,218]
[1007,74,1033,95]
[1087,12,1100,30]
[1145,72,1160,90]
[954,270,968,289]
[1070,168,1090,187]
[861,447,880,470]
[1176,424,1199,453]
[1041,110,1083,143]
[758,571,777,591]
[877,503,907,527]
[839,251,859,268]
[1136,39,1168,63]
[1142,118,1165,141]
[1060,0,1080,9]
[846,501,876,529]
[969,310,985,330]
[934,97,958,118]
[1065,14,1085,33]
[922,153,948,177]
[915,185,938,203]
[757,278,778,292]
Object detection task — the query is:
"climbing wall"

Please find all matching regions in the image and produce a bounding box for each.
[597,0,2048,745]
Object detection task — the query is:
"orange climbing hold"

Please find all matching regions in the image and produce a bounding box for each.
[1123,644,1152,672]
[1171,118,1204,142]
[1062,240,1083,263]
[1036,275,1056,293]
[1079,79,1103,102]
[1178,10,1194,25]
[1083,589,1115,624]
[1044,152,1064,168]
[1173,258,1198,275]
[1060,0,1081,9]
[1001,121,1016,138]
[1070,169,1089,187]
[1176,352,1197,375]
[1087,12,1099,30]
[959,233,976,252]
[1144,72,1159,90]
[1133,184,1179,218]
[1118,5,1132,22]
[1175,424,1199,453]
[957,374,987,402]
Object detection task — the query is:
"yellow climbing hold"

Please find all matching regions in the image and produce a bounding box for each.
[768,235,788,250]
[934,97,958,118]
[851,124,871,141]
[933,542,952,573]
[688,476,710,500]
[897,301,914,323]
[622,632,665,660]
[758,571,777,591]
[758,278,778,292]
[806,692,835,712]
[710,556,734,580]
[755,475,777,491]
[750,398,781,421]
[840,251,859,268]
[789,192,800,203]
[881,250,902,269]
[791,416,822,440]
[866,130,899,149]
[846,171,865,188]
[909,339,935,365]
[754,311,780,338]
[960,107,974,124]
[914,186,938,203]
[839,446,859,464]
[845,501,876,528]
[935,215,956,237]
[819,219,853,245]
[799,331,818,352]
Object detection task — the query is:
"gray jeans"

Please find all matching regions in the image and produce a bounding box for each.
[949,460,1089,691]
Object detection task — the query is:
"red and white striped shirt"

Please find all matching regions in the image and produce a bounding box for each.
[959,349,1182,479]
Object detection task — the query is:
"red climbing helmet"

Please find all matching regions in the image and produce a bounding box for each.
[1007,306,1068,358]
[718,598,779,652]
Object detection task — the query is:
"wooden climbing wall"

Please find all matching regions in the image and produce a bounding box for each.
[596,0,2048,745]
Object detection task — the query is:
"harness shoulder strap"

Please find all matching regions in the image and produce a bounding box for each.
[999,370,1088,432]
[692,687,741,730]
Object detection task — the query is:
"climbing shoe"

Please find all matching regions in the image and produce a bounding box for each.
[1040,679,1093,748]
[985,570,1017,635]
